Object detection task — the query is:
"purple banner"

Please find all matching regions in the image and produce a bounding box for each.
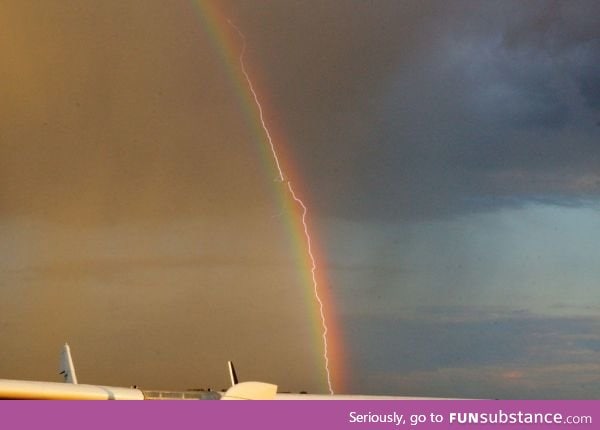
[2,400,597,429]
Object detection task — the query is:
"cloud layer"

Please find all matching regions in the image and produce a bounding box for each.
[226,0,600,220]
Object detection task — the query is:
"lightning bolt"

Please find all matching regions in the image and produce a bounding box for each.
[228,20,334,395]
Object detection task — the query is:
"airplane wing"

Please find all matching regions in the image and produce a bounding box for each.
[0,344,143,399]
[0,345,463,400]
[0,379,144,400]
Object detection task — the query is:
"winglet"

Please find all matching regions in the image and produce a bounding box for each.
[59,343,78,384]
[227,361,239,386]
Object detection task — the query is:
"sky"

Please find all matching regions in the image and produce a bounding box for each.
[1,0,599,398]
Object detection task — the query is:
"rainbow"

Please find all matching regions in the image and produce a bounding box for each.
[190,1,345,393]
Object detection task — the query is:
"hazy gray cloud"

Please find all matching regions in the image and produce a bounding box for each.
[344,310,600,398]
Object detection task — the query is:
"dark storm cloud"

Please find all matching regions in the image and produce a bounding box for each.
[226,0,600,221]
[499,1,600,116]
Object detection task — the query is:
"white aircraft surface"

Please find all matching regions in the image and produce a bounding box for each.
[0,344,453,400]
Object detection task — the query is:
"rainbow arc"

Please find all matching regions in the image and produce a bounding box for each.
[193,1,344,394]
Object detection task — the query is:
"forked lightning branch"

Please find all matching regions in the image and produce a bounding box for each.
[227,20,335,395]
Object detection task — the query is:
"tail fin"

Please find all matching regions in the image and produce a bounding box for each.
[222,361,277,400]
[59,343,78,384]
[227,361,239,386]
